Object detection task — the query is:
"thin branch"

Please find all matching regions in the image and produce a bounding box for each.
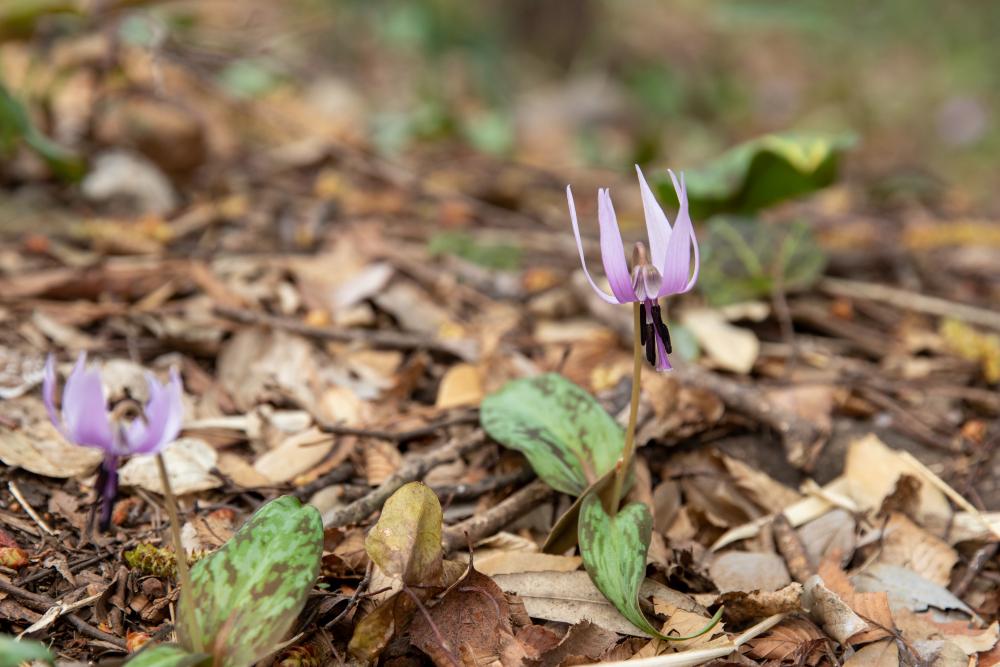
[0,577,127,649]
[442,479,553,551]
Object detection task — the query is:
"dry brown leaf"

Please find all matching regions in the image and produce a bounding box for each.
[473,551,581,577]
[632,601,729,658]
[252,427,334,484]
[681,308,759,374]
[802,574,869,644]
[798,509,857,567]
[709,552,792,594]
[817,558,895,644]
[216,451,271,488]
[875,512,958,586]
[525,620,618,667]
[436,363,484,409]
[119,438,222,495]
[745,616,829,666]
[765,384,836,440]
[717,583,804,624]
[894,608,999,657]
[843,638,899,667]
[364,439,403,486]
[720,453,802,514]
[0,398,103,478]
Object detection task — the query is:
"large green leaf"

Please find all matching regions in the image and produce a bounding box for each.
[177,496,323,667]
[579,494,722,640]
[0,635,52,667]
[0,81,86,181]
[481,374,624,496]
[125,644,210,667]
[655,131,855,219]
[365,482,443,586]
[697,216,827,306]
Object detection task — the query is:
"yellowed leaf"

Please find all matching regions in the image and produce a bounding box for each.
[435,363,484,409]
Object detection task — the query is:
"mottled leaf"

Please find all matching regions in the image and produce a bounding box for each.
[0,635,52,667]
[579,494,722,641]
[655,131,856,219]
[698,217,827,306]
[365,481,443,585]
[481,373,623,496]
[124,644,210,667]
[0,81,86,181]
[177,496,323,667]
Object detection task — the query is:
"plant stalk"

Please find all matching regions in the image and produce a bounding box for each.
[609,302,644,515]
[156,453,201,651]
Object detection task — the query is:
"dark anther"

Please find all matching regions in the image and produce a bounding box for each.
[650,304,672,354]
[644,331,656,366]
[639,304,648,347]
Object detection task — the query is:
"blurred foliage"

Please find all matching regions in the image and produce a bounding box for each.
[654,132,856,220]
[0,81,85,181]
[428,231,521,270]
[698,217,827,306]
[0,634,52,666]
[940,319,1000,384]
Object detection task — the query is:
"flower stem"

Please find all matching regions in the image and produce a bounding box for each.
[610,302,644,515]
[155,453,201,651]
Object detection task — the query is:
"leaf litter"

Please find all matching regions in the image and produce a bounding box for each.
[0,3,997,666]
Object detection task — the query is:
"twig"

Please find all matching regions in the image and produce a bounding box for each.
[442,479,552,551]
[0,577,127,649]
[313,411,479,443]
[292,464,354,501]
[821,277,1000,331]
[674,364,825,470]
[212,305,475,360]
[951,542,999,598]
[433,467,534,501]
[7,481,56,536]
[322,431,486,527]
[325,562,373,629]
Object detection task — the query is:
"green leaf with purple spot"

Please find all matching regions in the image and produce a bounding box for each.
[579,494,722,640]
[481,373,623,496]
[177,495,323,667]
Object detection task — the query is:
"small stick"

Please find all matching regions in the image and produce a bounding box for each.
[434,467,534,501]
[442,479,553,550]
[322,431,486,527]
[325,562,373,629]
[772,514,814,583]
[821,277,1000,331]
[0,577,126,649]
[951,542,999,598]
[313,411,479,443]
[212,305,475,360]
[7,481,56,536]
[156,453,200,651]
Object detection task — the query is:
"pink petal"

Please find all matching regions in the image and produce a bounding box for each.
[61,353,114,450]
[654,329,673,371]
[567,185,624,304]
[635,165,671,275]
[42,355,64,435]
[597,189,636,303]
[657,170,700,297]
[128,369,184,454]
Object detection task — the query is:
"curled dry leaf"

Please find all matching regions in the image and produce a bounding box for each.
[817,558,896,644]
[802,574,870,644]
[874,512,958,586]
[119,438,222,495]
[842,638,900,667]
[364,439,403,486]
[745,616,830,666]
[435,362,484,409]
[717,583,804,625]
[252,427,334,484]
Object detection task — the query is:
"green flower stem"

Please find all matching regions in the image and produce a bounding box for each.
[610,302,643,515]
[155,453,201,652]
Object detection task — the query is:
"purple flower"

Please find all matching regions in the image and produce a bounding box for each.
[43,353,184,529]
[568,166,699,371]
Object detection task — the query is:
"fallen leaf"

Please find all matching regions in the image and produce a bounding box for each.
[716,584,804,624]
[119,438,222,495]
[492,571,706,637]
[410,566,519,667]
[843,638,899,667]
[435,363,484,409]
[719,454,802,514]
[253,427,334,484]
[851,563,974,616]
[364,439,403,486]
[633,602,729,657]
[365,482,443,586]
[745,616,830,666]
[709,552,791,593]
[473,551,581,577]
[797,509,856,567]
[875,512,957,586]
[0,398,103,478]
[681,308,759,374]
[524,620,618,667]
[802,575,869,644]
[817,559,895,644]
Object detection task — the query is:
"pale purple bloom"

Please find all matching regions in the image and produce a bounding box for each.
[43,353,184,529]
[567,166,699,371]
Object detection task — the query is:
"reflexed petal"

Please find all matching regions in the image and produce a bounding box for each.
[567,185,623,304]
[61,353,114,450]
[42,355,64,435]
[635,165,671,274]
[597,189,636,303]
[657,170,700,297]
